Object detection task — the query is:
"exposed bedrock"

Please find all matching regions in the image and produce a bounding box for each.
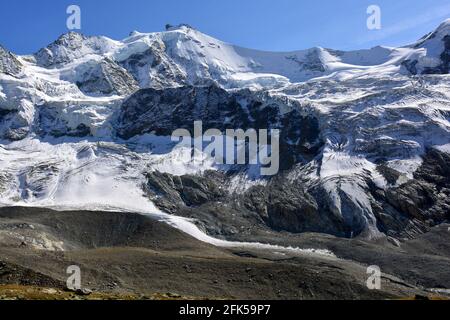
[370,149,450,239]
[144,149,450,240]
[0,46,22,77]
[70,58,139,96]
[117,84,323,169]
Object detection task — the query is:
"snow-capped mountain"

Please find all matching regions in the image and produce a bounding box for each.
[0,20,449,242]
[403,19,450,74]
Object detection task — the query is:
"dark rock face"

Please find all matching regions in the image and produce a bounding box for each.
[118,40,186,88]
[246,180,334,234]
[37,105,91,138]
[144,149,450,240]
[403,33,450,75]
[144,171,256,237]
[402,60,419,75]
[118,85,251,138]
[288,48,327,73]
[370,149,450,239]
[145,171,227,212]
[144,170,352,238]
[117,84,323,169]
[0,109,17,138]
[421,34,450,75]
[74,58,139,96]
[0,104,32,141]
[0,46,22,76]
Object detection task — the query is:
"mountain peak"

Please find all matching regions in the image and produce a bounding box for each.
[165,23,195,31]
[430,18,450,38]
[34,31,119,68]
[402,18,450,75]
[54,31,86,46]
[129,30,142,37]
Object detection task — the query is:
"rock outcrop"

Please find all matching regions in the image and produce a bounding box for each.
[0,46,22,76]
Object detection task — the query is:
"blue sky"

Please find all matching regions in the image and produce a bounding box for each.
[1,0,449,54]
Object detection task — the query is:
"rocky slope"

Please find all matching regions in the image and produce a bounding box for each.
[0,46,22,76]
[1,207,448,300]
